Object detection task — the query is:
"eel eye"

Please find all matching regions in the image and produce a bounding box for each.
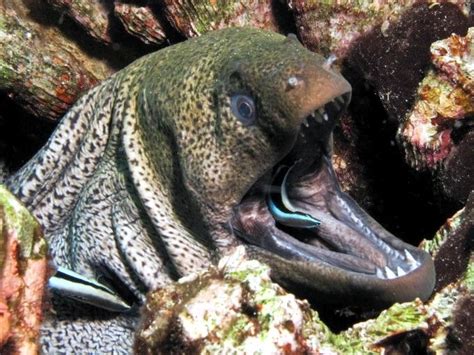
[231,94,256,126]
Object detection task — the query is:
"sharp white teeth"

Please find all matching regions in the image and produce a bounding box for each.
[376,267,385,279]
[377,266,408,279]
[397,266,407,277]
[303,117,309,127]
[404,250,417,265]
[332,100,341,110]
[313,108,329,122]
[335,96,345,105]
[385,266,396,279]
[314,112,323,123]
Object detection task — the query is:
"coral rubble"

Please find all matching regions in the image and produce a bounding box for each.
[398,28,474,171]
[0,185,49,354]
[136,204,473,355]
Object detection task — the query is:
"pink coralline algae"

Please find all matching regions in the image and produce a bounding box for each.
[398,28,474,170]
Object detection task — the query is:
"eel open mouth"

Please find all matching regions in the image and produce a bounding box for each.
[231,92,436,308]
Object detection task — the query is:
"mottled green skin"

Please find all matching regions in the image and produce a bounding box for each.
[135,28,332,245]
[6,28,348,352]
[138,31,308,242]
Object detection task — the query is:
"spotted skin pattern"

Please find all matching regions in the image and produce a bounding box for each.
[7,28,341,352]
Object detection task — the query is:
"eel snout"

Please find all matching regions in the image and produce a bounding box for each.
[231,90,435,309]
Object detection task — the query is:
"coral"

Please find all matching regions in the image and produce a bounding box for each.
[289,0,469,61]
[46,0,112,44]
[135,247,328,353]
[136,201,473,354]
[398,28,474,171]
[0,185,49,353]
[0,0,111,121]
[114,3,167,46]
[162,0,279,38]
[432,26,474,96]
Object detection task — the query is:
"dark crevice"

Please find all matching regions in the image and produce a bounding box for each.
[0,93,56,172]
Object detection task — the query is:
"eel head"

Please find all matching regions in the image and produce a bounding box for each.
[139,28,435,309]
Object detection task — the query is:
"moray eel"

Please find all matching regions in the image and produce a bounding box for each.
[6,28,435,352]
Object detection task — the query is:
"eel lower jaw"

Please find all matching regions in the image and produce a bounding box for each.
[230,93,435,308]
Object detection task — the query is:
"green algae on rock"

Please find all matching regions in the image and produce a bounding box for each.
[136,204,472,353]
[114,3,167,46]
[397,28,474,172]
[0,185,47,259]
[134,246,332,353]
[0,0,111,121]
[289,0,470,61]
[0,185,48,354]
[162,0,280,38]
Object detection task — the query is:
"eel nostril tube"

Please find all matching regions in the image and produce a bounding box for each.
[323,54,337,70]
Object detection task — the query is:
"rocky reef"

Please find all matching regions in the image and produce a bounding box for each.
[136,199,473,354]
[0,186,48,353]
[397,28,474,203]
[0,1,472,353]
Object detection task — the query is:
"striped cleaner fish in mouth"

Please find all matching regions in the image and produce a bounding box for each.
[231,83,435,308]
[6,28,435,352]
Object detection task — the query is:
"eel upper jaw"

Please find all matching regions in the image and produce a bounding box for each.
[231,92,435,308]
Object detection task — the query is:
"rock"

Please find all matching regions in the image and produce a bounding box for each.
[0,185,49,354]
[162,0,280,38]
[136,200,473,353]
[397,28,474,204]
[134,247,328,353]
[0,0,112,121]
[46,0,112,44]
[114,2,167,46]
[290,0,412,60]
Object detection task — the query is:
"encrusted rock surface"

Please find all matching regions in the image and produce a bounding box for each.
[289,0,469,61]
[0,185,49,354]
[135,247,327,354]
[398,28,474,171]
[114,3,167,46]
[46,0,112,44]
[0,0,111,121]
[161,0,280,38]
[136,201,473,355]
[396,28,474,204]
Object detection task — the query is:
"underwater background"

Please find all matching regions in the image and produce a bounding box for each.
[0,1,472,354]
